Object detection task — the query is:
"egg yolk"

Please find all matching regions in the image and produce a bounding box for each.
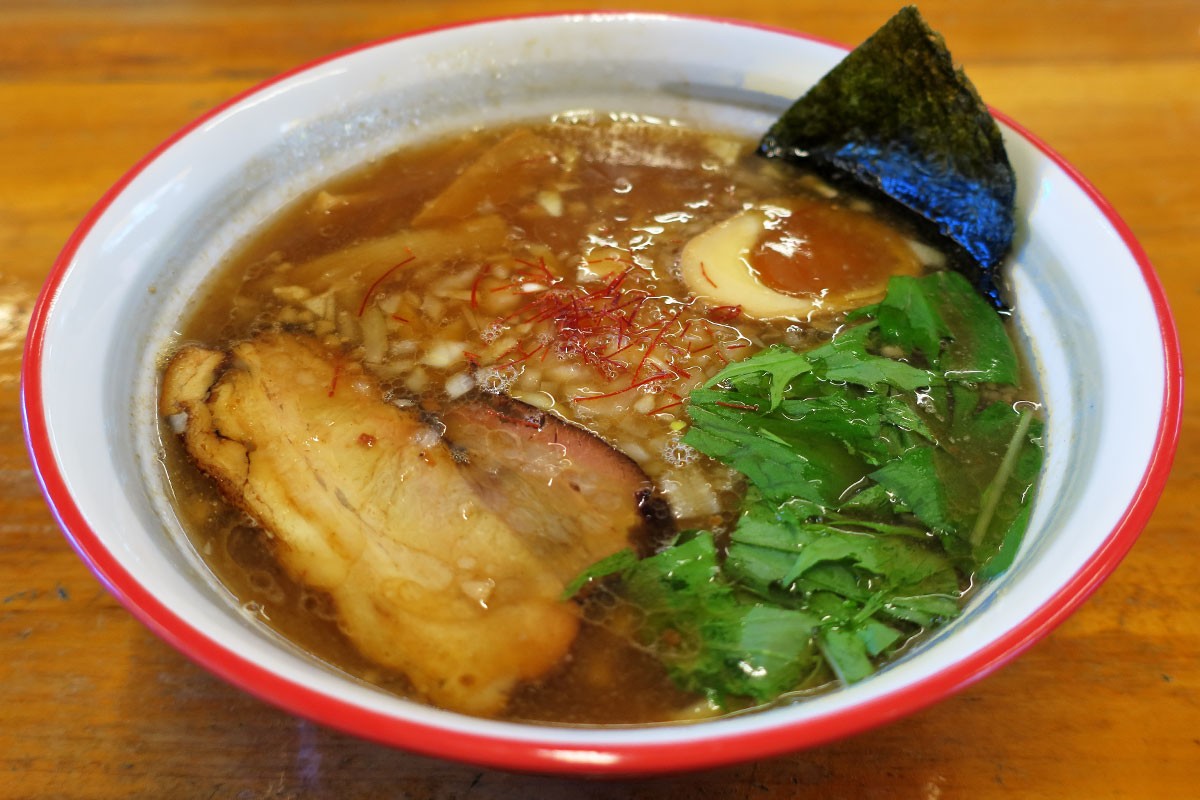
[749,199,920,298]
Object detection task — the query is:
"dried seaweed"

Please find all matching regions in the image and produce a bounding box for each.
[759,6,1016,307]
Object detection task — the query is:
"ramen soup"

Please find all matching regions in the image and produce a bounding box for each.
[158,114,1043,724]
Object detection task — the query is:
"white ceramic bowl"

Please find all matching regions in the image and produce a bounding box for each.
[23,13,1181,775]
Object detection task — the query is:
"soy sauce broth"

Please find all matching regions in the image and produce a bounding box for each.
[160,113,1026,724]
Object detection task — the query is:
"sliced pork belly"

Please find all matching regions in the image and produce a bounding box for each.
[159,332,656,715]
[442,395,671,576]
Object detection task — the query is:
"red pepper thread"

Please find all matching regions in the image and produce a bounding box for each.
[471,261,741,413]
[572,371,672,403]
[328,359,343,397]
[358,253,416,316]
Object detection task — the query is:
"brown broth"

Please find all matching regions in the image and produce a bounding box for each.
[161,114,985,724]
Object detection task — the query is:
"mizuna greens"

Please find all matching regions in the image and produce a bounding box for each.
[567,270,1043,707]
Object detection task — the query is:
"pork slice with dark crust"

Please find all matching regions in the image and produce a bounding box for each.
[441,394,672,574]
[159,332,655,716]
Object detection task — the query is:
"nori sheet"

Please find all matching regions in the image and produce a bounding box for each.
[758,6,1016,307]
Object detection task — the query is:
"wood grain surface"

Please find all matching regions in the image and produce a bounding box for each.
[2,1,1197,797]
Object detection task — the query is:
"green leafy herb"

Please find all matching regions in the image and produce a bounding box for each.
[870,446,955,533]
[875,271,1019,383]
[565,271,1043,707]
[561,547,638,600]
[804,323,939,392]
[872,275,950,359]
[617,532,823,704]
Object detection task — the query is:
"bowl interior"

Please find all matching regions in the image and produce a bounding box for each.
[26,13,1175,773]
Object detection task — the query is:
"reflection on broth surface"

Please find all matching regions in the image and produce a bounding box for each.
[159,114,1042,723]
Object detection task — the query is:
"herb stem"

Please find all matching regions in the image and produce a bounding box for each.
[970,407,1035,545]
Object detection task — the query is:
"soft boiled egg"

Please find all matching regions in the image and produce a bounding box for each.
[679,196,928,320]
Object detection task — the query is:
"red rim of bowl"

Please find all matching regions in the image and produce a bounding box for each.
[20,12,1183,776]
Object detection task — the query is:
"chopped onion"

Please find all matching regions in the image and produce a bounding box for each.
[536,190,564,217]
[444,371,475,399]
[360,305,388,364]
[423,340,468,368]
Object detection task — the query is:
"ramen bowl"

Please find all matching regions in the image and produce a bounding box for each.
[22,13,1181,775]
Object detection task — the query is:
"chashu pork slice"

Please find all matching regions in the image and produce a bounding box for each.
[441,395,671,576]
[159,332,656,716]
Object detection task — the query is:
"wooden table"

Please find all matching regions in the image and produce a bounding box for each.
[3,1,1197,796]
